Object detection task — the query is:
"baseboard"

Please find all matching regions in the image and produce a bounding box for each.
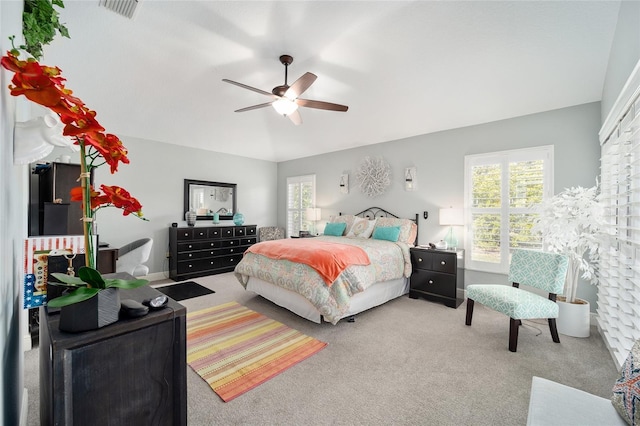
[20,388,28,426]
[140,271,169,282]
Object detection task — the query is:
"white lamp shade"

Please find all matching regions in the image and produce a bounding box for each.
[439,208,464,226]
[305,207,321,221]
[272,98,299,116]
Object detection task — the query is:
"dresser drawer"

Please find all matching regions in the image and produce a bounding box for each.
[220,227,234,238]
[176,229,194,240]
[208,228,221,238]
[246,226,256,236]
[410,270,456,298]
[221,239,240,248]
[177,258,216,274]
[193,228,209,239]
[241,237,257,246]
[234,227,245,237]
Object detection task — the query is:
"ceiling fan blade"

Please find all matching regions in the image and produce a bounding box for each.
[297,98,349,112]
[234,102,273,113]
[222,79,277,98]
[287,109,302,125]
[285,72,317,99]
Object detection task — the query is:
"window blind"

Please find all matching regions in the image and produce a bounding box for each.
[286,175,315,237]
[599,86,640,368]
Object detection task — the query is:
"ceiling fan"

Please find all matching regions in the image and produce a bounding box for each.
[222,55,348,125]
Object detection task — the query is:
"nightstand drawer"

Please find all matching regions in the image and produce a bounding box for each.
[410,270,456,299]
[430,252,456,274]
[410,250,432,270]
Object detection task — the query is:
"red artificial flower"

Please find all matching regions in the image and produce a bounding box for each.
[99,185,144,217]
[83,132,130,173]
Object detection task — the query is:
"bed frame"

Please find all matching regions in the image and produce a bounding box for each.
[245,207,418,323]
[341,206,419,245]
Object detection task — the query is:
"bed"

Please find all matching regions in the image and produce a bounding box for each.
[234,207,418,324]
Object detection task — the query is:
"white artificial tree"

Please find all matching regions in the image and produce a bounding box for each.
[532,185,607,303]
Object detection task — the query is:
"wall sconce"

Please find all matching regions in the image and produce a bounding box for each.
[405,167,417,191]
[339,174,349,194]
[439,207,464,250]
[305,207,322,235]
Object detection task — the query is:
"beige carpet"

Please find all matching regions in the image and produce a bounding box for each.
[24,272,619,425]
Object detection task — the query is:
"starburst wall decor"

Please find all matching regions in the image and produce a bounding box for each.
[356,156,390,197]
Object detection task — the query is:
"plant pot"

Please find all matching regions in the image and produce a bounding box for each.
[58,288,120,333]
[556,296,590,338]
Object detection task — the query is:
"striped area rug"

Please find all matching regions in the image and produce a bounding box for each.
[187,301,328,402]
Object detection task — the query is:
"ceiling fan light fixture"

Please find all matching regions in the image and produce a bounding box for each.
[272,98,298,116]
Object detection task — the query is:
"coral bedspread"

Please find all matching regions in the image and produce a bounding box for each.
[234,236,412,324]
[245,239,370,285]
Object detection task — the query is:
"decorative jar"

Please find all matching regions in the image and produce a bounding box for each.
[233,212,245,226]
[185,210,197,227]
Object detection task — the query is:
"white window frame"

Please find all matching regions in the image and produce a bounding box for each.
[464,145,554,274]
[286,174,316,238]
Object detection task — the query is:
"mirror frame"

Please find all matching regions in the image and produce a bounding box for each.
[184,179,237,221]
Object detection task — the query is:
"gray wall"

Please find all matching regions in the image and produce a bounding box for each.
[277,102,602,307]
[601,1,640,123]
[43,136,278,277]
[1,2,26,424]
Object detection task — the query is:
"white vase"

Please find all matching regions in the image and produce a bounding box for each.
[556,297,590,338]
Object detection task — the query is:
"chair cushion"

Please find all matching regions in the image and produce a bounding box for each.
[612,339,640,425]
[467,284,559,319]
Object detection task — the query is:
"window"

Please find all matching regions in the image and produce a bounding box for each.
[286,174,316,237]
[598,94,640,368]
[464,146,553,273]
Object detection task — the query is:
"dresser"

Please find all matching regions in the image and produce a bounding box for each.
[40,283,187,425]
[409,248,464,308]
[169,224,257,281]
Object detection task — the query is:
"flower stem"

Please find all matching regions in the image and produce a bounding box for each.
[79,138,95,269]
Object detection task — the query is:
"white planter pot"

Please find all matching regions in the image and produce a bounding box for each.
[556,297,590,338]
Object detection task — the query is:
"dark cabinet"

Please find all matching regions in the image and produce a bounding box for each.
[39,284,187,425]
[409,248,464,308]
[30,162,91,236]
[169,225,257,281]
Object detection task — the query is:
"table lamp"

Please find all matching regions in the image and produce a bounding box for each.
[439,208,464,250]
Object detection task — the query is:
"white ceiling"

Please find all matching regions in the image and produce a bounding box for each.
[43,1,620,162]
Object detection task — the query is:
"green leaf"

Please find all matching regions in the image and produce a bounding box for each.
[104,278,149,290]
[78,267,107,289]
[46,287,101,308]
[50,273,88,287]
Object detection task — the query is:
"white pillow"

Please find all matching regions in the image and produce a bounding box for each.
[346,217,377,238]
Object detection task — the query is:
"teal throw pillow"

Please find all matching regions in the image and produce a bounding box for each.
[324,222,347,236]
[372,226,401,242]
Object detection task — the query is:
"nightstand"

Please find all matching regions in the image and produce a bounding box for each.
[409,248,464,308]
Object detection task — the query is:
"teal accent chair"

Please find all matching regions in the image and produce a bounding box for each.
[465,249,569,352]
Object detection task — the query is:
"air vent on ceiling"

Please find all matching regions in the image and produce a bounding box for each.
[99,0,142,19]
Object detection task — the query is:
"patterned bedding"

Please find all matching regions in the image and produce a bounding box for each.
[234,235,412,324]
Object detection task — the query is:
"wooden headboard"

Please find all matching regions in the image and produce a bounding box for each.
[339,207,419,245]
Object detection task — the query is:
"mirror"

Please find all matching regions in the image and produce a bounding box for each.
[184,179,237,221]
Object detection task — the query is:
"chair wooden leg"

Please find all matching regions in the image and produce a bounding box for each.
[509,318,519,352]
[465,299,475,326]
[548,318,561,343]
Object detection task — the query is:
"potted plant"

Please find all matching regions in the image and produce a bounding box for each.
[532,184,606,337]
[2,26,148,331]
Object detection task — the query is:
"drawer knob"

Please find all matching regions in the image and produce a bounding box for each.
[188,245,192,249]
[428,280,433,284]
[418,258,423,262]
[210,261,214,265]
[210,251,214,255]
[230,241,235,245]
[188,254,192,257]
[188,264,193,268]
[441,261,446,265]
[230,249,234,252]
